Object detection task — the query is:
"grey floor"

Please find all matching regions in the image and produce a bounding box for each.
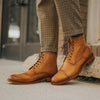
[0,59,100,100]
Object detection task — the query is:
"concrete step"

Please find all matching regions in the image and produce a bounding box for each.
[23,54,100,78]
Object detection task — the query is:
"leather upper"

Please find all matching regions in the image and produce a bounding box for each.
[8,52,58,82]
[52,34,94,83]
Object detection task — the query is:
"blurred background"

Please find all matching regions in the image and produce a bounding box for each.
[0,1,100,100]
[0,0,40,61]
[0,0,100,61]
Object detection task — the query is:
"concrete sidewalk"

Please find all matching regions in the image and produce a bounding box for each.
[0,59,100,100]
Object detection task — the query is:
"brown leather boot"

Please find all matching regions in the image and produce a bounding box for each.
[8,52,58,84]
[51,34,95,85]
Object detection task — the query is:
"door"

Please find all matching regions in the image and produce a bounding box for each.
[1,0,40,61]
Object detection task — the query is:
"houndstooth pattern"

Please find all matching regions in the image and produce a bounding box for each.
[37,0,58,52]
[36,0,83,52]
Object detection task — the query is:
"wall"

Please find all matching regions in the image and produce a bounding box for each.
[87,0,100,44]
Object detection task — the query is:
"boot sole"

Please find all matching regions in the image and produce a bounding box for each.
[8,77,51,85]
[51,53,95,85]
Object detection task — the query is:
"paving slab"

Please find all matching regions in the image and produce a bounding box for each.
[0,59,100,100]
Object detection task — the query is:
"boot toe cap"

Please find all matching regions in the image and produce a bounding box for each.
[8,74,23,82]
[51,70,68,84]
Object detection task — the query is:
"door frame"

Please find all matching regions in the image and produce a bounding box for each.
[0,0,3,57]
[87,0,100,57]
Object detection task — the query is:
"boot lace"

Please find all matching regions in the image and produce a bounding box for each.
[29,53,44,70]
[62,38,74,62]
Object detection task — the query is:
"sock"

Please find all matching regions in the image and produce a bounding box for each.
[72,33,83,37]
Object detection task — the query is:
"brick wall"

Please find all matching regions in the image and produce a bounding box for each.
[58,0,88,54]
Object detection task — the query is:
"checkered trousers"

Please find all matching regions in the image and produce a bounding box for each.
[36,0,83,52]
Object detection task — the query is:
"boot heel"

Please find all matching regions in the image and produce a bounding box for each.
[86,54,95,65]
[46,77,51,82]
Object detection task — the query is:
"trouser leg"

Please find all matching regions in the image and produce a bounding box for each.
[36,0,58,52]
[54,0,83,37]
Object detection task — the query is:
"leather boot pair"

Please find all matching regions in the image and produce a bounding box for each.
[8,34,94,85]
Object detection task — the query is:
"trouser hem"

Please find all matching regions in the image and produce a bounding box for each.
[63,29,83,37]
[41,48,58,53]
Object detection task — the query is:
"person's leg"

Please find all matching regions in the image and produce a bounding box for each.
[8,0,58,84]
[37,0,58,52]
[54,0,83,37]
[51,0,95,85]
